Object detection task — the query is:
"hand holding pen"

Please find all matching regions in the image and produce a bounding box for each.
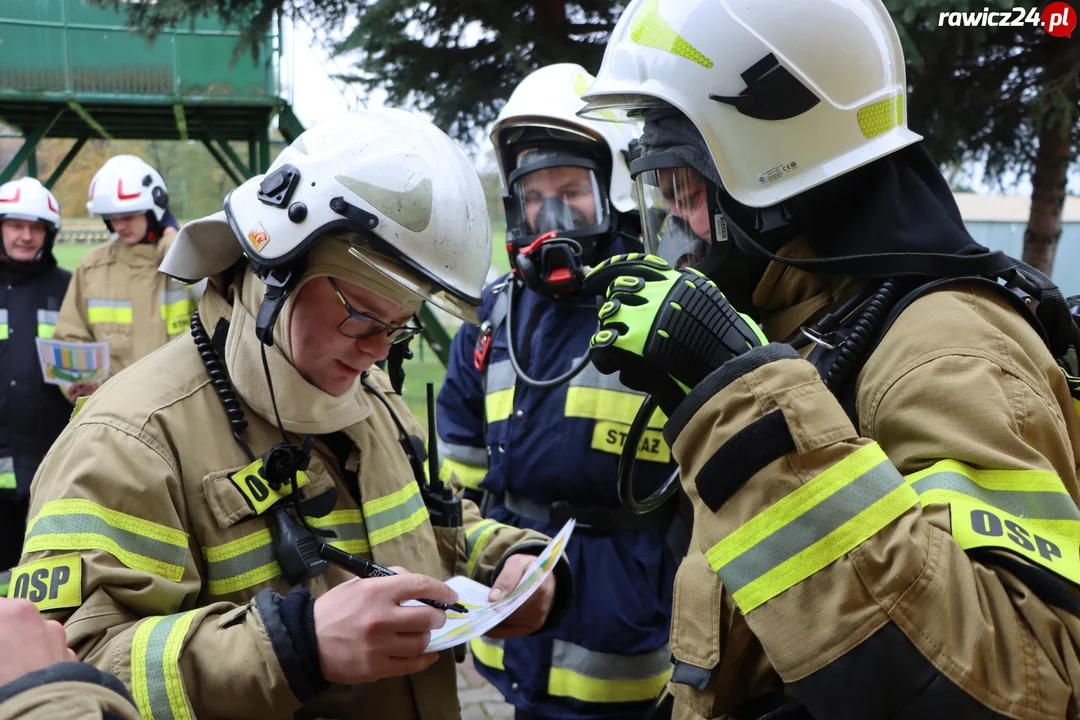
[319,544,467,613]
[312,546,465,685]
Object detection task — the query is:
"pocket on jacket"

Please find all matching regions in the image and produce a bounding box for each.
[669,549,723,717]
[202,454,338,531]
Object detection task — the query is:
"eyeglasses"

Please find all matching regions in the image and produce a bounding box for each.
[328,277,423,345]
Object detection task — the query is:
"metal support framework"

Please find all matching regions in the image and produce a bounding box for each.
[196,113,252,179]
[44,135,88,189]
[0,108,63,184]
[25,150,36,178]
[200,138,246,186]
[172,104,189,141]
[65,100,112,140]
[248,137,257,175]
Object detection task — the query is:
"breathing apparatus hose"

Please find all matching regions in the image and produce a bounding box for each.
[504,279,593,388]
[617,394,682,515]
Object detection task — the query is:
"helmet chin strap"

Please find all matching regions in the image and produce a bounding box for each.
[254,264,304,346]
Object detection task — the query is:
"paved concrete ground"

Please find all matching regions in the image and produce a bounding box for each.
[457,650,514,720]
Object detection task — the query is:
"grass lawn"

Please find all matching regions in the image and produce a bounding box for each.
[51,237,467,425]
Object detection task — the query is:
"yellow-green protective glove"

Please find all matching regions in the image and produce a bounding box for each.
[582,253,768,416]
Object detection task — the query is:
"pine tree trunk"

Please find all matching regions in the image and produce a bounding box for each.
[1022,124,1071,275]
[533,0,569,66]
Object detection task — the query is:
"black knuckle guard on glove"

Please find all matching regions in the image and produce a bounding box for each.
[583,254,767,417]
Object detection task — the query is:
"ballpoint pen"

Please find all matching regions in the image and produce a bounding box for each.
[318,544,468,613]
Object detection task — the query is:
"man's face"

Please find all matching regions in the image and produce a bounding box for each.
[108,212,149,245]
[290,276,413,396]
[520,166,597,233]
[1,218,46,262]
[658,168,712,242]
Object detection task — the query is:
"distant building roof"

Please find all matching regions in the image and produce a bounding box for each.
[953,193,1080,223]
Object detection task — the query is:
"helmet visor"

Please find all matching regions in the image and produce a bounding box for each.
[506,148,608,246]
[634,163,713,269]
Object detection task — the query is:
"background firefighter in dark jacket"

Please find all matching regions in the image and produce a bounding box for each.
[0,178,72,580]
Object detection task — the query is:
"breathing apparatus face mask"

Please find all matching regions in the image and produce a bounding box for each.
[631,155,724,270]
[504,145,612,298]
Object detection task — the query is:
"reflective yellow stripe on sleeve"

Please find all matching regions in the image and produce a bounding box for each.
[87,298,133,324]
[0,308,9,340]
[131,610,201,720]
[361,481,429,546]
[465,519,502,578]
[203,485,428,596]
[705,442,918,614]
[23,498,189,582]
[907,460,1080,583]
[547,640,672,703]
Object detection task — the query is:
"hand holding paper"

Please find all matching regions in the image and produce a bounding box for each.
[35,338,110,387]
[413,519,574,653]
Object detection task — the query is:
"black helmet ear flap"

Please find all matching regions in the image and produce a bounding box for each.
[152,186,169,210]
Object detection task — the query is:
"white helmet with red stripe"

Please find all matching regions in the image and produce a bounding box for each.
[86,155,169,221]
[0,177,61,234]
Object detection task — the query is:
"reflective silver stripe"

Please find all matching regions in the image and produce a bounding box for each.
[0,309,8,324]
[466,519,498,546]
[205,540,276,588]
[364,489,426,535]
[911,472,1080,522]
[160,288,191,305]
[569,356,642,394]
[437,439,488,467]
[36,309,58,325]
[0,457,12,473]
[504,491,552,523]
[87,298,132,309]
[205,518,370,594]
[485,360,516,395]
[718,461,903,595]
[143,613,187,719]
[25,514,187,573]
[551,639,672,681]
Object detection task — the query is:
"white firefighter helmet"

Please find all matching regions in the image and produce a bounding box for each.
[86,155,169,220]
[0,177,61,235]
[161,108,492,325]
[491,63,639,214]
[578,0,922,208]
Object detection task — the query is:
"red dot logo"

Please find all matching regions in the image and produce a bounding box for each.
[1043,2,1076,37]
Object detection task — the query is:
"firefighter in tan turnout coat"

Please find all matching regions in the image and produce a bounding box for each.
[14,109,567,719]
[573,0,1080,718]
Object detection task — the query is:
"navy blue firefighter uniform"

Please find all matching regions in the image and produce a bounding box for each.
[438,253,682,719]
[0,247,71,571]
